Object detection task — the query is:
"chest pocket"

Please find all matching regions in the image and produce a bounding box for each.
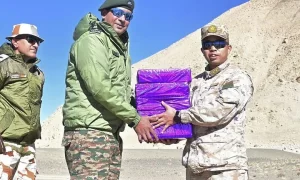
[204,82,222,97]
[6,73,29,92]
[28,69,44,105]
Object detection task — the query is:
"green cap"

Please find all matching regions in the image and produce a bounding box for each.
[98,0,135,12]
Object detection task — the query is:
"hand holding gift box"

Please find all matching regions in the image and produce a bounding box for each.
[135,68,193,140]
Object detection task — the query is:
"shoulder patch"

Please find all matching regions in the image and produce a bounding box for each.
[222,81,234,90]
[90,28,101,34]
[89,22,101,34]
[0,54,9,62]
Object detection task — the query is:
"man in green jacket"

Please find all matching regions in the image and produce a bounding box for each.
[0,23,44,180]
[62,0,158,179]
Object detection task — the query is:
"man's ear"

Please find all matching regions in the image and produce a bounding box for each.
[101,9,109,17]
[201,47,204,54]
[11,39,18,48]
[227,44,232,54]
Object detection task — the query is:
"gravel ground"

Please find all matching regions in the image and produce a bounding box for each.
[33,148,300,180]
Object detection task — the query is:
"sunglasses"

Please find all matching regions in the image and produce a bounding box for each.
[202,40,227,50]
[16,35,41,45]
[110,8,133,22]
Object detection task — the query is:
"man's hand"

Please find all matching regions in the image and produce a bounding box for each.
[151,101,176,133]
[134,116,159,143]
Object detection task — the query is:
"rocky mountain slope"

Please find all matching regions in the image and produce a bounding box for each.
[36,0,300,153]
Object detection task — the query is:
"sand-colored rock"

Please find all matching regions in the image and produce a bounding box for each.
[36,0,300,153]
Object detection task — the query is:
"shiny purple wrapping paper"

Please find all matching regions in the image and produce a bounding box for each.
[135,83,189,98]
[137,110,165,116]
[137,68,192,83]
[135,83,190,111]
[154,123,193,139]
[135,68,193,139]
[136,96,190,111]
[138,110,193,139]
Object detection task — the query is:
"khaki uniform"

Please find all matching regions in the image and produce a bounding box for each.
[179,61,253,179]
[187,169,248,180]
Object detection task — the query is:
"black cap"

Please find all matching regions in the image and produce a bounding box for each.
[98,0,135,12]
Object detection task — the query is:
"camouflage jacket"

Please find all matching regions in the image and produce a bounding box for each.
[180,61,254,173]
[0,43,44,146]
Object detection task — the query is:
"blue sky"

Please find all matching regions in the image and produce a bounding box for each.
[0,0,248,121]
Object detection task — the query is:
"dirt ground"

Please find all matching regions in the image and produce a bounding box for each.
[35,148,300,180]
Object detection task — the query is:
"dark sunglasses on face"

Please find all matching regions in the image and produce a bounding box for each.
[110,8,133,21]
[16,35,41,45]
[202,40,227,50]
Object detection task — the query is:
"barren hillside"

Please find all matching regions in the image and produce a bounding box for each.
[36,0,300,153]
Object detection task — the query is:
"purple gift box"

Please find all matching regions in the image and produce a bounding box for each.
[137,68,192,83]
[135,68,193,139]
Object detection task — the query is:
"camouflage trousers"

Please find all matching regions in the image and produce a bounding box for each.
[62,130,123,180]
[0,141,36,180]
[186,169,248,180]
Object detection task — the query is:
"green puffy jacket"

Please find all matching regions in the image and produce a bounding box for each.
[63,13,140,134]
[0,43,44,146]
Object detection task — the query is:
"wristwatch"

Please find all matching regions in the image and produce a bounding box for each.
[173,110,181,123]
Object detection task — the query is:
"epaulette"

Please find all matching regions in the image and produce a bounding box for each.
[0,54,9,62]
[89,21,102,34]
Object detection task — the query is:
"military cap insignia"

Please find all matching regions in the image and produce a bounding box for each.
[208,25,217,33]
[128,1,132,5]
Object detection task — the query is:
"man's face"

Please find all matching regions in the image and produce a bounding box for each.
[102,7,132,36]
[201,36,232,70]
[12,35,40,60]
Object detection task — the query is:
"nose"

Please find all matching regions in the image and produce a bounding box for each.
[209,45,217,51]
[32,41,39,48]
[118,14,126,22]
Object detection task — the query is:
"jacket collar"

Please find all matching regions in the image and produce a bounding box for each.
[98,22,129,51]
[204,60,230,79]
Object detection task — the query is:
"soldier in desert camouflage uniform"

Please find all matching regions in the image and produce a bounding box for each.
[0,23,44,180]
[152,24,254,180]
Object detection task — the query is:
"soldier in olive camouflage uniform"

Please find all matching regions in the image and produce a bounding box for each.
[0,23,44,180]
[62,0,158,179]
[153,24,254,180]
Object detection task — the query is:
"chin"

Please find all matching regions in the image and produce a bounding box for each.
[28,55,37,59]
[114,28,126,35]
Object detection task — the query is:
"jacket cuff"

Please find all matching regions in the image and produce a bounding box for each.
[128,114,141,128]
[179,109,191,124]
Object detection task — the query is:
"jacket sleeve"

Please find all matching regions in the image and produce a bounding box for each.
[180,73,253,127]
[0,55,9,89]
[72,34,140,127]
